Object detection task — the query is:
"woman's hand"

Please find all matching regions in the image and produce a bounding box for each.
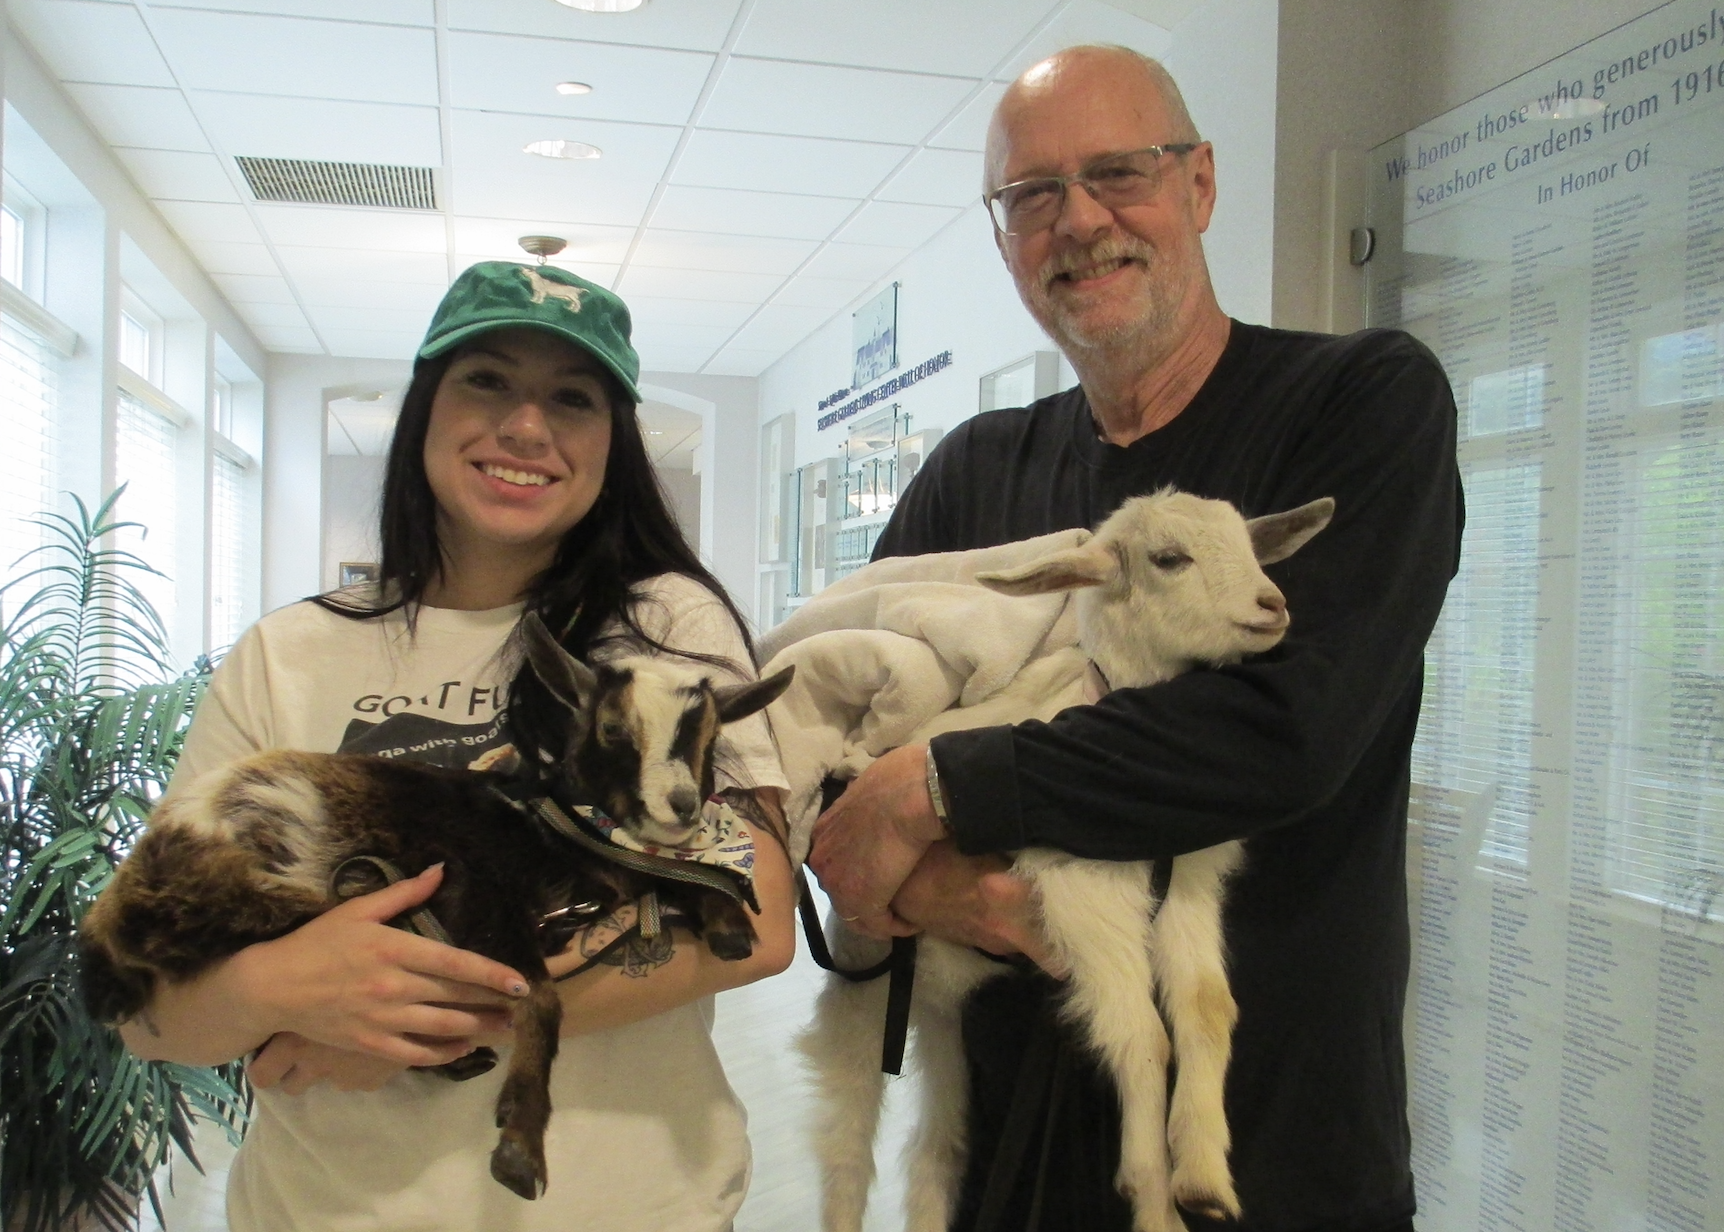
[248,1033,414,1095]
[121,865,530,1069]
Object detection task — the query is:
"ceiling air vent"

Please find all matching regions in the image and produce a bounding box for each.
[235,157,437,210]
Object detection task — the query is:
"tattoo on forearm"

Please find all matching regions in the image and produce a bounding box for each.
[575,905,676,978]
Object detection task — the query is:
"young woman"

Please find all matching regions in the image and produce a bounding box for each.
[118,262,796,1231]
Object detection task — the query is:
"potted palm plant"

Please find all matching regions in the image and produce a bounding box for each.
[0,492,248,1232]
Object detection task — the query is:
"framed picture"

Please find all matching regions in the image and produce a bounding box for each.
[338,561,380,587]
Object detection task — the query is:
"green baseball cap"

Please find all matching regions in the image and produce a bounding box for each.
[418,261,641,401]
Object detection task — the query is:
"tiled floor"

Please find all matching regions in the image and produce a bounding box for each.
[139,916,919,1232]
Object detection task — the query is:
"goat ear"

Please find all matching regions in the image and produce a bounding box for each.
[1248,497,1336,565]
[520,612,598,713]
[712,666,795,724]
[975,540,1119,596]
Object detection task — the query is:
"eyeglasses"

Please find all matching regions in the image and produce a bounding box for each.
[984,144,1200,235]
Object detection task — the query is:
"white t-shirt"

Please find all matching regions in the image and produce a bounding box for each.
[169,575,787,1232]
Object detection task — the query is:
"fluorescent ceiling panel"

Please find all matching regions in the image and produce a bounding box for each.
[147,9,439,106]
[735,0,1056,77]
[272,246,450,284]
[833,200,962,248]
[926,82,1009,152]
[649,185,859,241]
[450,217,636,265]
[443,0,744,53]
[155,200,265,245]
[671,130,910,199]
[254,205,447,253]
[194,94,442,166]
[13,0,176,88]
[877,147,986,208]
[616,266,787,304]
[446,31,712,125]
[64,84,211,153]
[628,231,818,277]
[116,148,239,204]
[700,59,976,144]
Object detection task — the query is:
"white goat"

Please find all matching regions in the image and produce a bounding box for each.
[796,489,1333,1232]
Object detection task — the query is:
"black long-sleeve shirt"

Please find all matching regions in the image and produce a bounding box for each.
[872,321,1463,1232]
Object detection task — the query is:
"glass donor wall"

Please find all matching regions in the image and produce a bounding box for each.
[1367,1,1724,1229]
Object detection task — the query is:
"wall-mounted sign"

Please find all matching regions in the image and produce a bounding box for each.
[852,283,898,390]
[818,350,953,431]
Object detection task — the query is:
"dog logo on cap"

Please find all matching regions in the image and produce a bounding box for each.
[521,268,586,312]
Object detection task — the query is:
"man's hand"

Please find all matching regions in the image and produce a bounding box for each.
[892,841,1067,976]
[808,744,947,939]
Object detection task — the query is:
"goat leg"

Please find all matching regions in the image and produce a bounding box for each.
[696,890,757,961]
[489,979,563,1200]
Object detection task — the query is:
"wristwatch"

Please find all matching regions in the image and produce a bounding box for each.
[925,745,953,837]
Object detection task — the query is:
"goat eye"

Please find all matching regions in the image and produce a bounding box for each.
[1150,550,1192,570]
[598,720,628,744]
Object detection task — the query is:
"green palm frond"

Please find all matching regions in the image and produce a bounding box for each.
[1,489,248,1232]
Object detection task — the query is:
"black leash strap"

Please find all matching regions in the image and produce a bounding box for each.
[795,868,918,1076]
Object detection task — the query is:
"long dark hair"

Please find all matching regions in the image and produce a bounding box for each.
[315,336,756,768]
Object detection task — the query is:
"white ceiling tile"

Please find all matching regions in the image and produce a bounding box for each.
[834,200,962,248]
[253,325,323,352]
[213,273,297,305]
[321,329,421,360]
[451,217,636,265]
[447,32,711,126]
[700,348,780,377]
[234,302,313,328]
[187,240,279,276]
[622,296,757,330]
[797,241,913,282]
[64,84,211,153]
[877,147,985,208]
[735,0,1052,77]
[195,94,442,166]
[293,278,448,313]
[116,148,239,203]
[147,10,439,106]
[629,321,739,354]
[453,255,620,287]
[629,231,817,277]
[255,206,447,252]
[769,275,871,310]
[998,0,1174,82]
[273,246,450,284]
[650,186,858,241]
[308,305,433,333]
[701,59,975,144]
[157,0,433,23]
[155,200,263,245]
[444,0,744,52]
[723,302,821,353]
[672,130,909,198]
[616,266,785,304]
[635,344,717,373]
[13,0,176,88]
[447,111,678,224]
[926,82,1009,152]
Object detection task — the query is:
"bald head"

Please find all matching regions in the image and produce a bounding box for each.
[985,46,1200,191]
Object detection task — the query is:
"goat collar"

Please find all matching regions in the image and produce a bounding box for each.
[502,783,759,911]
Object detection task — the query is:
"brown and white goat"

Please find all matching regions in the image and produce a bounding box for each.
[78,614,792,1201]
[797,491,1333,1232]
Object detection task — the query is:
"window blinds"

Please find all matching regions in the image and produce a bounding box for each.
[114,389,178,637]
[0,314,58,604]
[208,448,249,653]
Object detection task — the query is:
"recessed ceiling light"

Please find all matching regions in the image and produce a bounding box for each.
[553,0,645,11]
[555,81,594,95]
[524,140,602,160]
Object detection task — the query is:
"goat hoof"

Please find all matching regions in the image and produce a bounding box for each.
[1175,1189,1241,1222]
[490,1136,546,1200]
[436,1047,498,1082]
[705,930,755,961]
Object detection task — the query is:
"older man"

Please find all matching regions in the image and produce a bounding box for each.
[808,45,1462,1232]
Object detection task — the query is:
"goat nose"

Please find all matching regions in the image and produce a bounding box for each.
[668,787,700,822]
[1258,590,1286,615]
